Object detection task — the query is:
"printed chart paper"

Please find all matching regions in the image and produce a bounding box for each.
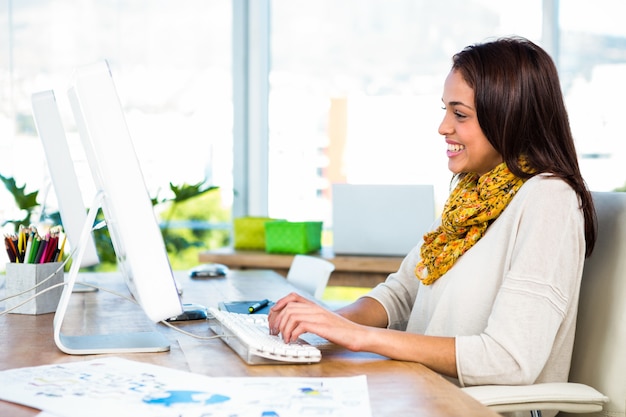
[0,357,371,417]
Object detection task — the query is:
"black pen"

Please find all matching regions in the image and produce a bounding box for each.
[248,299,270,314]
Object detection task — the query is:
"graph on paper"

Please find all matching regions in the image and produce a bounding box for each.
[0,357,371,417]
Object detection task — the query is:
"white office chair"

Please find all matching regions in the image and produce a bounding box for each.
[462,191,626,417]
[286,254,335,299]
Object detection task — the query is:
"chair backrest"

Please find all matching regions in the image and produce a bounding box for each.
[561,191,626,417]
[286,255,335,299]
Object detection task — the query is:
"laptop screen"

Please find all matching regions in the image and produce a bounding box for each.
[332,184,436,256]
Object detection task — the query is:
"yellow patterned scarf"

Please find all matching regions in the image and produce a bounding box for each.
[415,160,531,285]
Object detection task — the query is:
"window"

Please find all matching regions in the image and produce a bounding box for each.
[268,0,626,231]
[269,0,543,224]
[558,0,626,192]
[0,1,233,266]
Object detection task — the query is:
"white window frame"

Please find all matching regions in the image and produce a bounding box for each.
[232,0,270,218]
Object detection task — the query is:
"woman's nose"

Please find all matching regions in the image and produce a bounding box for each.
[438,114,451,136]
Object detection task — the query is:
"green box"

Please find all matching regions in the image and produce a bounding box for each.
[233,217,283,250]
[264,221,323,254]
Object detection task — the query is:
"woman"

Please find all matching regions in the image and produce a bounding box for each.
[268,37,597,389]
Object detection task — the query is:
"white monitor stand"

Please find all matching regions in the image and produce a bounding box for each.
[53,192,171,355]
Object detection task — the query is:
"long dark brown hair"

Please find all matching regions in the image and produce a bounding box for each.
[451,36,597,256]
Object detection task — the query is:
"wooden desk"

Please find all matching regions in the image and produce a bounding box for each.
[0,270,497,417]
[199,247,403,288]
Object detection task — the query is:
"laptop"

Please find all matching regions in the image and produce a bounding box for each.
[332,184,436,256]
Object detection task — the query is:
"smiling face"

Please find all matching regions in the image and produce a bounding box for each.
[439,70,503,176]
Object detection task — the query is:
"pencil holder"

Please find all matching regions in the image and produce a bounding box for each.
[5,262,64,315]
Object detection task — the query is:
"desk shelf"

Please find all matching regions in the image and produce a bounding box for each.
[198,246,403,288]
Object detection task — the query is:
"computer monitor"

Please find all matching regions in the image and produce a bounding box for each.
[51,60,183,355]
[31,90,100,268]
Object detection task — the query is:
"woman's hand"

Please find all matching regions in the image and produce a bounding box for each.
[268,292,368,351]
[268,292,457,377]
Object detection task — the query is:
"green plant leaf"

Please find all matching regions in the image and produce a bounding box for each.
[0,173,39,210]
[169,180,218,203]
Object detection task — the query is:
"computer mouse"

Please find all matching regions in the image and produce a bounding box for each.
[188,263,229,278]
[165,303,208,322]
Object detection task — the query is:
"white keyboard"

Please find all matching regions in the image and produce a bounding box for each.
[208,307,322,365]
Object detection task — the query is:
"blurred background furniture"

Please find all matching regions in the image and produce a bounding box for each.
[286,254,335,299]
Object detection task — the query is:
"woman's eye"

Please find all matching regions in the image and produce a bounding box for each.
[441,105,467,119]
